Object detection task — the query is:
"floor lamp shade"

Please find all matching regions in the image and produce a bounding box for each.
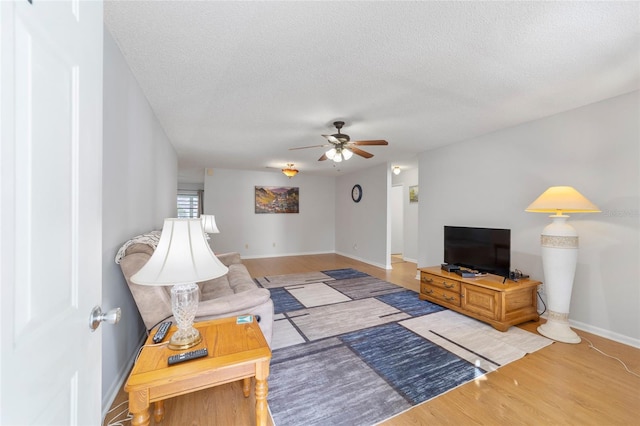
[526,186,600,344]
[131,218,229,349]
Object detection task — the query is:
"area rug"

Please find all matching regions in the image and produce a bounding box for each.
[255,269,552,426]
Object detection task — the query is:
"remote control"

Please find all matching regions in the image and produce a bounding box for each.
[152,321,172,344]
[168,348,208,366]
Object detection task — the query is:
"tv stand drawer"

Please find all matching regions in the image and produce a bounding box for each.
[421,273,460,292]
[421,283,461,307]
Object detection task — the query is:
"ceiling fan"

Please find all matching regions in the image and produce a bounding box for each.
[290,121,388,162]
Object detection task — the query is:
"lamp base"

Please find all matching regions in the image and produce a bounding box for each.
[169,282,202,350]
[168,326,202,350]
[537,311,581,344]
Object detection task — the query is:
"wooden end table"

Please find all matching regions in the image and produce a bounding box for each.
[124,316,271,426]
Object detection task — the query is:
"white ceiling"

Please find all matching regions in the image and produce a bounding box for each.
[103,1,639,183]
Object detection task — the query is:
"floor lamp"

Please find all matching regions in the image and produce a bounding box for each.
[131,218,228,350]
[526,186,600,343]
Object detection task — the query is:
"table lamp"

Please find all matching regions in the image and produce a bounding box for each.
[201,214,220,236]
[525,186,600,343]
[131,218,229,350]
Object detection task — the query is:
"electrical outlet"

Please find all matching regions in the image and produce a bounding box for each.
[273,242,276,247]
[245,243,249,249]
[538,283,545,294]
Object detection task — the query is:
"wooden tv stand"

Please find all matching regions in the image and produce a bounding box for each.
[419,266,540,331]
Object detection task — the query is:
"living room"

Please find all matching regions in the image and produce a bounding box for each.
[2,1,638,424]
[100,2,638,422]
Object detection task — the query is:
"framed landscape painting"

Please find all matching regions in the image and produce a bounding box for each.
[409,185,419,203]
[255,186,299,213]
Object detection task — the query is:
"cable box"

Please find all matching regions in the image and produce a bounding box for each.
[456,271,479,278]
[441,263,460,272]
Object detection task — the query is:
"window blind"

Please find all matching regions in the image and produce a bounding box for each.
[177,190,202,218]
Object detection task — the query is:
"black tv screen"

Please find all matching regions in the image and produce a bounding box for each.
[444,226,511,278]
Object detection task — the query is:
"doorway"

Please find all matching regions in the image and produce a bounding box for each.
[391,184,404,263]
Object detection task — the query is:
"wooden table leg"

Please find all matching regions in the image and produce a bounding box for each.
[153,400,165,423]
[255,360,270,426]
[243,377,251,397]
[129,390,151,426]
[255,379,268,426]
[131,410,150,426]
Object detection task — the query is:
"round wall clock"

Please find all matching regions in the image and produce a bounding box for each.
[351,184,362,203]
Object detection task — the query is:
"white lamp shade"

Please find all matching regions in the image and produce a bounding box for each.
[326,148,337,159]
[342,148,353,160]
[201,214,220,234]
[525,186,600,214]
[131,218,228,286]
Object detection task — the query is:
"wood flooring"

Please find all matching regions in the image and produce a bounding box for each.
[104,253,640,425]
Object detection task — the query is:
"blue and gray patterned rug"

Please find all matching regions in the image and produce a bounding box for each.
[255,269,551,426]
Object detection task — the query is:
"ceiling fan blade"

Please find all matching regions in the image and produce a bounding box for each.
[350,147,374,159]
[351,140,388,146]
[289,144,329,150]
[322,134,340,143]
[318,153,328,161]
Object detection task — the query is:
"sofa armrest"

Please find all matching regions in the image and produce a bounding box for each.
[215,252,242,266]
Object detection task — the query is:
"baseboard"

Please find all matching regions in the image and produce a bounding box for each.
[101,330,147,421]
[570,319,640,349]
[242,250,390,270]
[334,251,390,270]
[242,250,334,259]
[538,313,640,349]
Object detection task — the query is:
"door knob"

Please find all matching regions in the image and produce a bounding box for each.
[89,306,121,331]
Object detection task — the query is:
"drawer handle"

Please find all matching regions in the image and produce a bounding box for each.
[443,295,456,301]
[444,283,455,289]
[424,289,434,294]
[424,278,433,283]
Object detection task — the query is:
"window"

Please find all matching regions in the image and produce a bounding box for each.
[177,190,202,218]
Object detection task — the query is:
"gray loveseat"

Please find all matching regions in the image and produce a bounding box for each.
[117,234,274,345]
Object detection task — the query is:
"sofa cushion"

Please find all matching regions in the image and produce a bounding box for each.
[199,275,234,299]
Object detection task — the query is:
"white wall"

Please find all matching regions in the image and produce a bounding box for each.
[392,167,419,263]
[203,169,335,257]
[102,28,178,412]
[418,91,639,346]
[336,163,391,269]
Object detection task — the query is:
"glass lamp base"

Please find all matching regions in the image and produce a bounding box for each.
[168,326,202,350]
[169,282,201,350]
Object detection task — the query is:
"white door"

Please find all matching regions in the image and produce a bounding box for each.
[1,1,103,424]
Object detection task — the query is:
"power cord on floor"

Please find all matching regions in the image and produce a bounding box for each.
[535,293,637,378]
[107,341,168,425]
[536,291,547,316]
[105,400,131,426]
[582,336,640,378]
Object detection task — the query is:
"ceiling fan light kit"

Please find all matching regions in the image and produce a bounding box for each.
[326,147,353,163]
[281,163,299,178]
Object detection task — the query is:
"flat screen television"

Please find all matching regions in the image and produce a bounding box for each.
[444,226,511,278]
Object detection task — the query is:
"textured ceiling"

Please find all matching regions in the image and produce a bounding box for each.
[103,1,640,182]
